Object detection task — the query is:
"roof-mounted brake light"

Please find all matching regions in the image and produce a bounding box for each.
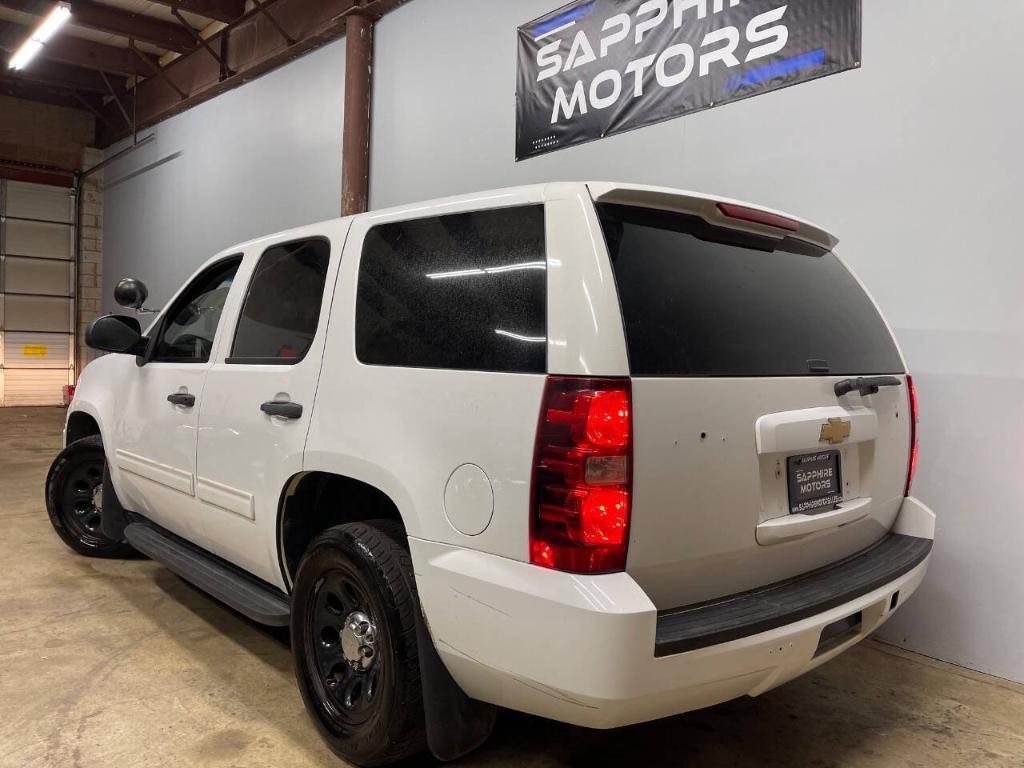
[717,202,800,232]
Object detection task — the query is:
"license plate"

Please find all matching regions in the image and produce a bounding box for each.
[787,450,842,515]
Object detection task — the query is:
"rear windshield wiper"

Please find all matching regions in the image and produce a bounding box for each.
[834,376,902,397]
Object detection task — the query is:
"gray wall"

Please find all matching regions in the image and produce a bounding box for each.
[103,39,346,309]
[104,1,1024,682]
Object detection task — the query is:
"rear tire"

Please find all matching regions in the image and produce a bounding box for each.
[291,520,426,766]
[45,435,135,558]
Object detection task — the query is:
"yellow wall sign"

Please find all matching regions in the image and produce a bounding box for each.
[22,345,49,357]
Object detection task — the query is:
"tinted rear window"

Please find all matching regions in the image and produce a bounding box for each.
[355,206,546,373]
[598,204,904,377]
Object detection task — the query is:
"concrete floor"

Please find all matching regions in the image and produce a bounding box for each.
[1,407,1022,768]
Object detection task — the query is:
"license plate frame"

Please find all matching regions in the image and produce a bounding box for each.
[787,449,843,515]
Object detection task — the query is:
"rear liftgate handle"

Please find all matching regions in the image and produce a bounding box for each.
[834,376,902,397]
[260,401,303,420]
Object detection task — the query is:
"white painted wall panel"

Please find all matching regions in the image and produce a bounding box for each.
[2,180,76,407]
[4,295,73,333]
[102,39,347,311]
[3,368,71,406]
[3,332,71,368]
[5,220,73,259]
[4,256,73,296]
[4,181,73,223]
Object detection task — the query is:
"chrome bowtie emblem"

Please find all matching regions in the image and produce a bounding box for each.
[819,418,852,445]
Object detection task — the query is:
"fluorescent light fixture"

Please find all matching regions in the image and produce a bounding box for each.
[8,3,72,70]
[35,3,72,43]
[9,40,43,70]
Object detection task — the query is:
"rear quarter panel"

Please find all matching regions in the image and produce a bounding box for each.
[303,187,552,561]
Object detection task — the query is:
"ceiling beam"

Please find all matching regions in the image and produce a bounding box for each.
[0,71,101,111]
[72,86,118,131]
[97,0,412,146]
[0,158,76,186]
[145,0,246,24]
[0,0,197,52]
[68,0,197,52]
[7,58,108,92]
[0,19,158,76]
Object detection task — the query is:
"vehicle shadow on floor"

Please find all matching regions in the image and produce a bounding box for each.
[99,566,909,768]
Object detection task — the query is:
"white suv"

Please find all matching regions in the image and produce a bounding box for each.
[46,182,935,766]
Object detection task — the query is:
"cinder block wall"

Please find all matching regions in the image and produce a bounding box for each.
[78,148,104,371]
[0,95,94,170]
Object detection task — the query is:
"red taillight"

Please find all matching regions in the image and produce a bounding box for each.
[905,375,919,496]
[531,377,632,573]
[572,389,630,447]
[717,202,800,232]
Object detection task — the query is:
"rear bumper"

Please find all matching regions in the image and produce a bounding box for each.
[411,496,935,729]
[655,532,931,657]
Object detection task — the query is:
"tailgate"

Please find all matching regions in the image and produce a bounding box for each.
[630,376,910,608]
[594,200,912,609]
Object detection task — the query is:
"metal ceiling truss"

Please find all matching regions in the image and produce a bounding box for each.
[0,0,409,147]
[148,0,246,25]
[0,0,197,52]
[89,0,409,146]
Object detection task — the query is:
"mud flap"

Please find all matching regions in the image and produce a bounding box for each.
[414,606,496,762]
[100,465,130,542]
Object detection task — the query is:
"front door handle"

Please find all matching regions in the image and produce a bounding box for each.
[167,392,196,407]
[261,401,303,420]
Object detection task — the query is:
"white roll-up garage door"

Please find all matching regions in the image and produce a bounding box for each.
[0,179,76,406]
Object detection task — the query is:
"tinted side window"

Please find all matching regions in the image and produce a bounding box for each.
[355,206,546,373]
[151,257,241,363]
[229,239,330,363]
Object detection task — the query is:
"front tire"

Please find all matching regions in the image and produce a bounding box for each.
[45,435,134,558]
[291,521,426,766]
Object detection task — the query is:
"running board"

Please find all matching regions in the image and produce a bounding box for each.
[124,522,290,626]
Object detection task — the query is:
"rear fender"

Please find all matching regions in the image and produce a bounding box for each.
[285,455,493,760]
[893,496,936,539]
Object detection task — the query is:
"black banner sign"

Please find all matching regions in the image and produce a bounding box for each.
[516,0,861,160]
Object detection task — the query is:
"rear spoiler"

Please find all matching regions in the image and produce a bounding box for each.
[586,182,839,251]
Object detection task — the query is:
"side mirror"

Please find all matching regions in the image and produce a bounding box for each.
[85,315,145,355]
[114,277,149,310]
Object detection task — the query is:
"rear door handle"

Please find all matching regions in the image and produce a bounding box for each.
[167,393,196,407]
[261,401,303,420]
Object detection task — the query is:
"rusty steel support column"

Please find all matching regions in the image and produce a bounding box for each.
[341,12,373,216]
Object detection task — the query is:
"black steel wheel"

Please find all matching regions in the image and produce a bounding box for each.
[45,435,134,558]
[292,520,425,766]
[311,564,383,722]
